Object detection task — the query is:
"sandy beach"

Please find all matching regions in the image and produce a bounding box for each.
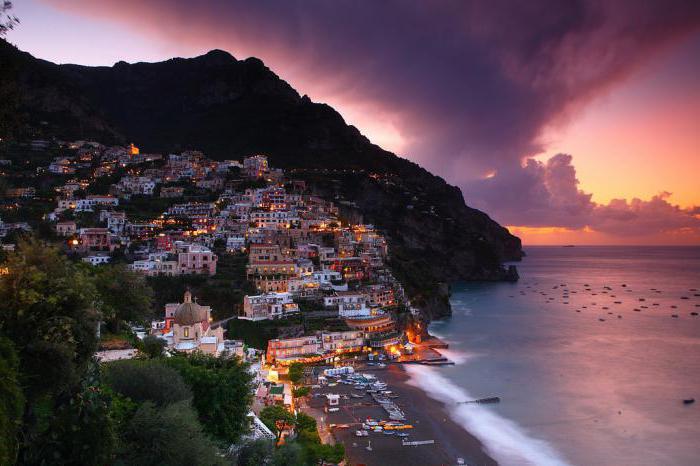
[303,363,496,466]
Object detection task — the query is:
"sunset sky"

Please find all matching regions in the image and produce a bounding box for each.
[6,0,700,245]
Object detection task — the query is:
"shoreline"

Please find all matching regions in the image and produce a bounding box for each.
[305,362,497,466]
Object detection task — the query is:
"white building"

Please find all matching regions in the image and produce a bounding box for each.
[82,255,111,266]
[226,235,246,252]
[242,292,299,321]
[323,292,370,317]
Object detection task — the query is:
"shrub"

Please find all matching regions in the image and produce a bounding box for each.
[119,401,224,466]
[103,359,192,406]
[165,353,253,443]
[141,334,167,358]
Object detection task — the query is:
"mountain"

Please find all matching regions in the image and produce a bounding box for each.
[0,39,522,318]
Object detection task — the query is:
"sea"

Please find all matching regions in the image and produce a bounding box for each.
[405,246,700,466]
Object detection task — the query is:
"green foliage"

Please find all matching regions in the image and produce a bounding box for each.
[270,442,304,466]
[259,405,295,439]
[29,362,116,466]
[0,336,23,465]
[288,362,305,384]
[311,443,345,464]
[294,412,316,432]
[94,263,154,333]
[103,359,192,407]
[118,400,224,466]
[0,239,100,401]
[165,353,253,443]
[146,271,245,321]
[227,318,279,349]
[292,386,310,398]
[236,439,274,466]
[141,334,167,358]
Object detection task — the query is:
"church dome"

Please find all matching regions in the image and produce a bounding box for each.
[174,291,208,326]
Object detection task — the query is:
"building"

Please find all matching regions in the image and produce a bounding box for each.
[250,210,293,229]
[176,243,218,275]
[265,335,321,364]
[320,330,364,353]
[55,220,77,237]
[265,330,364,364]
[75,195,119,212]
[170,291,225,356]
[160,186,185,198]
[115,176,156,196]
[103,211,127,234]
[323,292,370,317]
[6,187,36,199]
[130,255,179,276]
[82,255,111,266]
[226,235,246,252]
[242,292,299,320]
[128,143,139,156]
[77,228,114,252]
[243,155,269,178]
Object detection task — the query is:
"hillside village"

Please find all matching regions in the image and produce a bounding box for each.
[0,139,433,416]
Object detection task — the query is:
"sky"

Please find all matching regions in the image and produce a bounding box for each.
[5,0,700,245]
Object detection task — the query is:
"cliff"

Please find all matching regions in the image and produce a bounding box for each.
[0,39,523,319]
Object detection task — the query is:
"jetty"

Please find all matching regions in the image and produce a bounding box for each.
[459,397,501,405]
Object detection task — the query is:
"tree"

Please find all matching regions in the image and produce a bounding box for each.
[294,412,316,432]
[103,359,192,407]
[0,336,23,465]
[288,362,305,385]
[29,362,116,466]
[141,334,167,358]
[270,442,304,466]
[94,263,153,333]
[0,1,19,37]
[118,400,224,466]
[312,443,345,465]
[0,239,101,401]
[236,439,274,466]
[165,353,253,443]
[259,405,295,441]
[0,239,115,462]
[292,386,310,398]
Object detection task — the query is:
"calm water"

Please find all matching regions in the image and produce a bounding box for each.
[406,246,700,466]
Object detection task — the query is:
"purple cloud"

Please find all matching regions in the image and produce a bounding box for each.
[46,0,700,238]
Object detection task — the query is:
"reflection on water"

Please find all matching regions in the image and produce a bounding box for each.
[424,246,700,466]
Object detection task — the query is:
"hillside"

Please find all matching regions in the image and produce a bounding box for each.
[0,39,522,318]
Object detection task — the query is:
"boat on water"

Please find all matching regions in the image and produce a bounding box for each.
[683,398,695,405]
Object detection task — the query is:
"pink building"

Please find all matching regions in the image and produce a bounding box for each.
[176,243,217,275]
[77,228,114,252]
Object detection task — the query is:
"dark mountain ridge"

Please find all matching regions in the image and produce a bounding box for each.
[0,39,522,318]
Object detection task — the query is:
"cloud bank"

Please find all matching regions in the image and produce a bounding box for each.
[471,154,700,239]
[45,0,700,240]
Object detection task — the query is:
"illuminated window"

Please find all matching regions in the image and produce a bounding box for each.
[184,327,189,338]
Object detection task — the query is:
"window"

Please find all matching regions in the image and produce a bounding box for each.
[184,327,189,338]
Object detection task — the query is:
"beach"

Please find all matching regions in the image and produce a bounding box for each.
[303,362,496,466]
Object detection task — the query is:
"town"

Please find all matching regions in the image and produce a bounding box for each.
[0,139,456,464]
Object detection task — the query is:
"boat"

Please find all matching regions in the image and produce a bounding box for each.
[683,398,695,405]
